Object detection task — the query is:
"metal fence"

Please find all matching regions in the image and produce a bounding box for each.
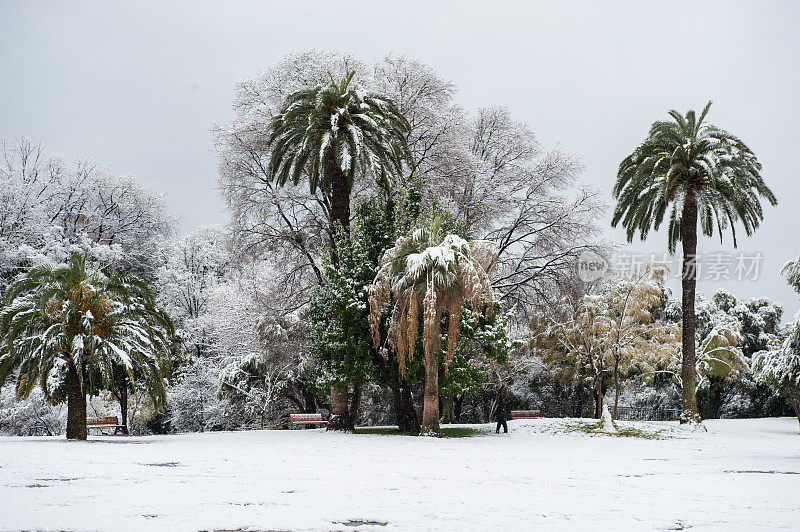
[614,406,681,421]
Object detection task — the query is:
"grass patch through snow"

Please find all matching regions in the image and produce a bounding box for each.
[524,418,673,440]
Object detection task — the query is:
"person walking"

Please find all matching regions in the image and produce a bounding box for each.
[494,392,508,434]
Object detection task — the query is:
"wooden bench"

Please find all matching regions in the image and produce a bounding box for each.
[290,413,328,426]
[87,416,127,435]
[511,410,541,419]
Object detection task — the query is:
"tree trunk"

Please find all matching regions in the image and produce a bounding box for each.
[301,386,317,414]
[680,189,701,424]
[119,380,130,435]
[327,384,354,432]
[66,361,87,440]
[421,348,441,436]
[326,162,354,429]
[594,358,604,419]
[441,395,455,424]
[329,163,351,254]
[395,379,420,433]
[197,370,205,432]
[382,347,420,434]
[350,382,362,427]
[400,381,420,433]
[613,357,620,420]
[594,386,603,419]
[454,392,465,422]
[792,401,800,429]
[489,388,500,422]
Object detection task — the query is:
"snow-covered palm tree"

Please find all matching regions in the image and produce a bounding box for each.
[612,102,776,422]
[267,71,411,431]
[369,220,498,436]
[0,254,174,439]
[267,70,411,235]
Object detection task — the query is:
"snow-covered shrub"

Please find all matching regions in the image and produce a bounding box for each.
[165,262,308,432]
[617,382,680,410]
[218,352,289,429]
[0,387,65,436]
[505,362,592,419]
[168,361,231,433]
[655,288,786,418]
[752,316,800,422]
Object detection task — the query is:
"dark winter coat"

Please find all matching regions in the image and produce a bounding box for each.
[494,395,508,421]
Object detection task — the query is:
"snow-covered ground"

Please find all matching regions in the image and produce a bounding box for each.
[1,418,798,531]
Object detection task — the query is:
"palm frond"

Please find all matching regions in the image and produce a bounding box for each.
[612,102,776,250]
[368,226,498,376]
[0,253,174,405]
[266,71,412,196]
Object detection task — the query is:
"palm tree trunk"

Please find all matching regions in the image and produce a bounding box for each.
[66,360,87,440]
[329,163,351,245]
[680,189,701,424]
[421,348,441,436]
[325,162,354,431]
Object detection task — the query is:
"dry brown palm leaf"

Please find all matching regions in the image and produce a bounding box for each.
[368,226,498,377]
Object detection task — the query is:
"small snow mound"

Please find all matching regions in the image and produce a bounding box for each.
[677,420,708,433]
[600,403,618,434]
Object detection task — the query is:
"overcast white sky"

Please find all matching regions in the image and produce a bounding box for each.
[1,0,798,315]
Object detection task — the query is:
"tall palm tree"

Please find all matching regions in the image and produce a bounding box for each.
[612,102,776,422]
[267,71,411,431]
[369,220,498,436]
[267,70,411,235]
[0,254,174,439]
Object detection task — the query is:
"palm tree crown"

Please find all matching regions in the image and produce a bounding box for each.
[0,254,173,408]
[612,101,776,251]
[267,71,411,198]
[369,221,498,376]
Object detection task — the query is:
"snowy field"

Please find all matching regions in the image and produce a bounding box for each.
[1,418,799,531]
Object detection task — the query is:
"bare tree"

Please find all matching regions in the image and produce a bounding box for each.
[1,137,172,291]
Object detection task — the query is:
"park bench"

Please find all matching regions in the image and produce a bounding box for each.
[511,410,541,419]
[290,413,328,427]
[87,416,127,435]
